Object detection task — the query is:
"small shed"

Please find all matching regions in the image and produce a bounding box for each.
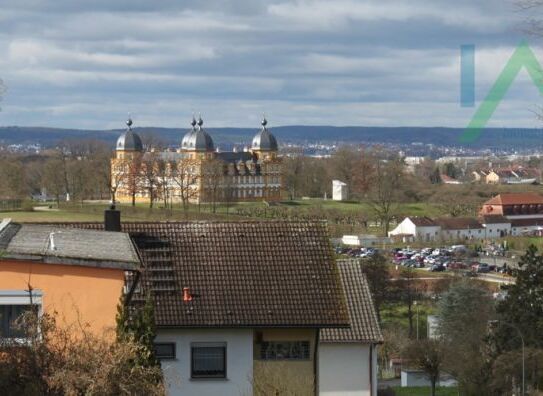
[332,180,348,201]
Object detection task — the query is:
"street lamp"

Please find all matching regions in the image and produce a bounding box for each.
[414,300,420,340]
[490,320,525,396]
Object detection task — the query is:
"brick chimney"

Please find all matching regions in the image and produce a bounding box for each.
[104,205,121,232]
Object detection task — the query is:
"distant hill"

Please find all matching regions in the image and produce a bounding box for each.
[1,125,542,150]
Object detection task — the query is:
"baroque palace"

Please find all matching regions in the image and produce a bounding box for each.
[111,116,282,204]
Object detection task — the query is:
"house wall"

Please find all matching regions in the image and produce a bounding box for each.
[253,328,317,395]
[319,343,375,396]
[484,223,511,238]
[0,260,125,335]
[156,328,253,396]
[440,228,485,240]
[414,226,441,242]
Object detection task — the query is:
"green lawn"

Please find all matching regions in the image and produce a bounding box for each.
[391,386,458,396]
[380,301,437,336]
[0,198,445,227]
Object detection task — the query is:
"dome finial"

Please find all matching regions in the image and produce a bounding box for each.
[197,113,204,129]
[261,114,267,129]
[191,113,197,128]
[126,113,133,130]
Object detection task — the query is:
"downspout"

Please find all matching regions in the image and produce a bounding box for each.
[369,344,374,396]
[125,270,141,305]
[314,328,320,396]
[125,240,144,305]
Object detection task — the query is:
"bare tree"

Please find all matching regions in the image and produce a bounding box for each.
[365,154,405,235]
[404,339,447,396]
[170,157,199,216]
[42,157,66,205]
[202,158,225,213]
[141,153,160,209]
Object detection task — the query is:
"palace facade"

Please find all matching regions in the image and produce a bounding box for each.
[111,116,282,205]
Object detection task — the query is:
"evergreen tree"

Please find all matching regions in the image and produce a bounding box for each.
[116,293,158,368]
[429,167,442,184]
[497,245,543,348]
[438,280,494,395]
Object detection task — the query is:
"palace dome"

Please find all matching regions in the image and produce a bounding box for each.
[116,118,143,151]
[251,117,278,151]
[181,116,214,151]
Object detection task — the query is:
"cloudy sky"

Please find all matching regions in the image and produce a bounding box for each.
[0,0,541,129]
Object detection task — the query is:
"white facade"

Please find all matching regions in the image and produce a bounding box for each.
[342,235,391,247]
[156,328,253,396]
[401,370,457,388]
[440,227,485,240]
[319,343,377,396]
[388,218,440,242]
[333,180,348,201]
[483,222,511,238]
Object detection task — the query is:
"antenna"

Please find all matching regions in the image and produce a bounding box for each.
[49,232,56,251]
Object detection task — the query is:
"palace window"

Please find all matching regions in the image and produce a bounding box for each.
[191,343,226,379]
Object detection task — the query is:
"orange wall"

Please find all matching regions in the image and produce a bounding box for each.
[0,260,126,335]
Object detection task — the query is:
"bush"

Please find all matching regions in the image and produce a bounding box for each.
[0,311,164,396]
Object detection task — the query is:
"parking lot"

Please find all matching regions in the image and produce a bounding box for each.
[337,244,516,279]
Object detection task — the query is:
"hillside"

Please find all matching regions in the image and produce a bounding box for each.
[1,125,542,150]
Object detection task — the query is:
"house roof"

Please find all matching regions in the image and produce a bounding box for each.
[49,221,349,328]
[480,215,510,224]
[321,260,383,344]
[435,217,483,230]
[0,220,140,270]
[408,216,438,227]
[510,218,543,227]
[484,193,543,206]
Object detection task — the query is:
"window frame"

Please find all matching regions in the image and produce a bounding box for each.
[259,340,311,361]
[190,342,227,380]
[0,290,43,343]
[153,342,176,360]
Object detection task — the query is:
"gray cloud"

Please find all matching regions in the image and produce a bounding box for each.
[0,0,538,129]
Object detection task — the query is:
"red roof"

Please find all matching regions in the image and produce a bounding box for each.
[484,193,543,206]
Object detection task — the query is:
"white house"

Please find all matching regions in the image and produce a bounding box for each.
[480,215,512,238]
[122,221,351,396]
[388,217,441,242]
[511,218,543,236]
[333,180,349,201]
[319,260,383,396]
[435,217,485,240]
[342,234,391,247]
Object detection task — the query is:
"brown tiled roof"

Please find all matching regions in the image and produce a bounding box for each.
[485,193,543,206]
[321,260,383,344]
[480,215,510,224]
[435,217,483,230]
[408,217,437,227]
[47,221,349,328]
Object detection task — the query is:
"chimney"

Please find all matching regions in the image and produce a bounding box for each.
[104,205,121,232]
[183,287,193,302]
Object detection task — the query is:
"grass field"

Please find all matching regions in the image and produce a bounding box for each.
[391,386,458,396]
[0,199,445,230]
[380,300,437,336]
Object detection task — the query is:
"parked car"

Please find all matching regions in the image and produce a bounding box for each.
[431,264,446,272]
[476,263,490,274]
[448,261,467,270]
